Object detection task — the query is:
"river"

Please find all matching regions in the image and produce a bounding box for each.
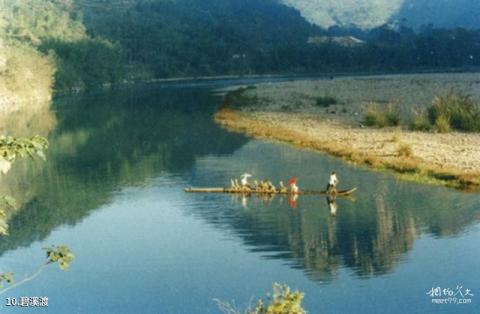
[0,81,479,313]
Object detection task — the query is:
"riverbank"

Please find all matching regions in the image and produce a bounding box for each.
[215,73,480,190]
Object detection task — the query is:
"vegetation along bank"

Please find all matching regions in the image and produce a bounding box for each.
[215,73,480,190]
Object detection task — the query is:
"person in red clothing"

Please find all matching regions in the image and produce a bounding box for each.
[288,177,299,194]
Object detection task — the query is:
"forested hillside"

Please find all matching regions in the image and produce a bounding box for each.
[0,0,121,109]
[1,0,480,97]
[75,0,321,79]
[75,0,480,80]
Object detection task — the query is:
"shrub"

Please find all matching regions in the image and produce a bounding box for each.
[315,95,338,107]
[434,115,451,133]
[385,105,401,126]
[364,103,385,127]
[410,109,432,131]
[364,103,401,128]
[396,142,413,157]
[427,92,480,132]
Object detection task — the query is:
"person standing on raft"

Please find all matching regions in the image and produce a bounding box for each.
[326,171,338,193]
[239,173,252,192]
[288,177,299,194]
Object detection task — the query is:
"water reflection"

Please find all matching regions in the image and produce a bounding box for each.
[0,99,56,137]
[189,142,480,283]
[0,101,57,224]
[0,85,248,254]
[326,195,337,217]
[0,84,479,289]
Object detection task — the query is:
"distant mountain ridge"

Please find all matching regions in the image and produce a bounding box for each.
[281,0,403,30]
[281,0,480,30]
[1,0,479,96]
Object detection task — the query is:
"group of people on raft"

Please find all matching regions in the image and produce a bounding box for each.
[229,171,338,194]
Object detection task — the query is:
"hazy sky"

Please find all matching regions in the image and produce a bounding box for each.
[281,0,404,29]
[280,0,480,29]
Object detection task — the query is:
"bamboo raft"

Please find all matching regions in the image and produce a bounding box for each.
[184,187,357,196]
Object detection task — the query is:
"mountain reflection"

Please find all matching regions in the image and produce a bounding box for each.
[0,84,248,254]
[188,142,480,282]
[1,85,479,284]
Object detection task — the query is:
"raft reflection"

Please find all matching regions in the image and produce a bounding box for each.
[190,141,480,283]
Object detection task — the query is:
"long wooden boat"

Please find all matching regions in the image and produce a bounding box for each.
[184,187,357,196]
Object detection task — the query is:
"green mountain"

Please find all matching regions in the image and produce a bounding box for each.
[0,0,81,118]
[69,0,480,84]
[74,0,321,78]
[0,0,479,99]
[0,0,121,105]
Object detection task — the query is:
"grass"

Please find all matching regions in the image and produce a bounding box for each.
[427,91,480,132]
[396,142,413,157]
[434,114,451,133]
[314,95,338,107]
[215,108,480,191]
[216,86,480,191]
[362,92,480,133]
[364,103,401,127]
[409,109,432,131]
[361,92,480,133]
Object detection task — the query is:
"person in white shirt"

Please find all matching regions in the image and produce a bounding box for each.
[240,173,252,187]
[327,171,338,192]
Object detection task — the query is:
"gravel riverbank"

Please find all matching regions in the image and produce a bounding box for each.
[215,73,480,190]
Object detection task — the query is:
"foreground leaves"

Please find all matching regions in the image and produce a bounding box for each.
[216,283,306,314]
[0,135,47,235]
[0,135,49,165]
[0,245,75,295]
[256,283,306,314]
[0,273,14,288]
[0,134,60,294]
[44,245,75,270]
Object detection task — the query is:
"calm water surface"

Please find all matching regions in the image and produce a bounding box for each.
[1,82,479,313]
